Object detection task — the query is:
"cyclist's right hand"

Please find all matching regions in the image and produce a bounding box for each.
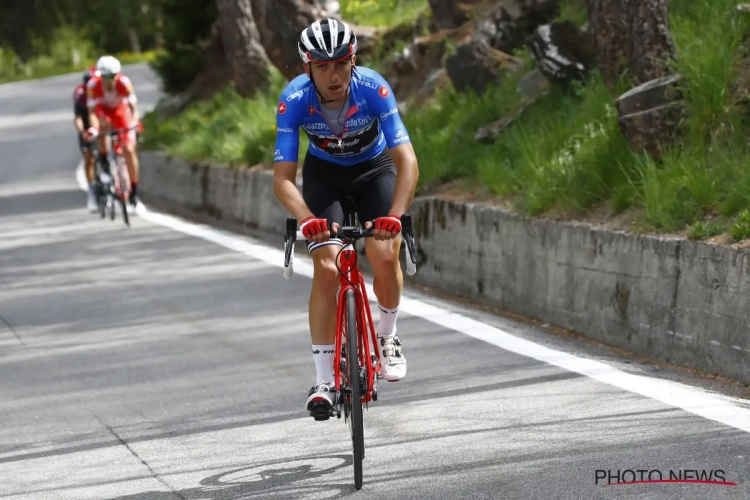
[84,127,98,141]
[300,216,330,242]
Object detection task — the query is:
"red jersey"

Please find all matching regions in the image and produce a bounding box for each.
[86,74,137,112]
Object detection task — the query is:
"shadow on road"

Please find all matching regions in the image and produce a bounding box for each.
[0,187,84,217]
[105,454,356,499]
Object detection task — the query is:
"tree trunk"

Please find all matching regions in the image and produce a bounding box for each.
[615,74,685,159]
[155,20,233,118]
[118,4,142,53]
[250,0,348,82]
[627,0,677,85]
[585,0,630,92]
[586,0,677,90]
[215,0,271,98]
[154,5,165,51]
[588,0,681,158]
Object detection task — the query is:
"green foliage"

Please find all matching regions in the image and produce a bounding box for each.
[730,210,750,242]
[0,0,169,83]
[340,0,427,27]
[405,0,750,235]
[142,68,306,167]
[0,0,211,89]
[687,219,729,240]
[137,0,750,243]
[149,0,217,94]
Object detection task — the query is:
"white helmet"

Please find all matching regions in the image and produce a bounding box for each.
[96,55,122,77]
[298,19,357,64]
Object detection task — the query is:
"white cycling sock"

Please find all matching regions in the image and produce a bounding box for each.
[377,304,399,338]
[312,344,335,385]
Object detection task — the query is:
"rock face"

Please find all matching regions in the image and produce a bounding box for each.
[428,0,484,30]
[527,21,596,88]
[385,36,450,106]
[615,74,686,159]
[444,0,561,95]
[473,0,562,53]
[586,0,678,90]
[446,42,525,95]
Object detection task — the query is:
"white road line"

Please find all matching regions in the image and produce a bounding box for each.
[75,164,750,434]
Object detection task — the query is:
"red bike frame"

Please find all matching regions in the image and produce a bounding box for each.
[108,129,131,202]
[333,245,380,405]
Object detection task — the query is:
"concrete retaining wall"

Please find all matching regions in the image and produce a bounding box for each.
[139,150,750,384]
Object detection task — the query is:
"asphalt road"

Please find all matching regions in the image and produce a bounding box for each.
[2,64,750,500]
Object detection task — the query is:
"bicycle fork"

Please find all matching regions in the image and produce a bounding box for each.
[332,246,381,410]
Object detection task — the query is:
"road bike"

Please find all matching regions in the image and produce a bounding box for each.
[93,124,138,227]
[282,198,418,490]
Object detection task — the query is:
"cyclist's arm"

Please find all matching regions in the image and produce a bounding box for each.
[273,98,314,221]
[73,90,85,133]
[130,100,139,126]
[368,78,419,216]
[87,107,100,134]
[73,102,86,133]
[127,91,139,125]
[387,142,419,217]
[86,82,100,133]
[74,115,85,133]
[118,75,139,126]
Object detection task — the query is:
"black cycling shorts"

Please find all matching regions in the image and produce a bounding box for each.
[302,149,396,253]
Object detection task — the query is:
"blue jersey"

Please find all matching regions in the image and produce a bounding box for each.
[274,66,411,167]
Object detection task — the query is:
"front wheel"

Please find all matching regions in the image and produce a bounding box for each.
[346,288,364,490]
[108,192,115,220]
[120,195,129,226]
[98,187,106,218]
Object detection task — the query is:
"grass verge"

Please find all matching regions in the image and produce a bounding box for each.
[141,0,750,241]
[339,0,427,28]
[0,51,159,85]
[407,0,750,237]
[142,68,309,168]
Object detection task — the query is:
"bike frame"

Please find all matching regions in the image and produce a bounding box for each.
[107,129,131,202]
[281,210,418,490]
[333,242,380,406]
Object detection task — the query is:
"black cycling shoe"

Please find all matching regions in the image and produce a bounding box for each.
[306,382,336,421]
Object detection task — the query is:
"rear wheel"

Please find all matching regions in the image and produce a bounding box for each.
[98,186,106,218]
[117,159,130,227]
[108,192,115,220]
[120,196,129,226]
[346,288,364,490]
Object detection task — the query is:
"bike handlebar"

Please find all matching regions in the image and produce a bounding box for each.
[283,213,418,279]
[89,124,139,140]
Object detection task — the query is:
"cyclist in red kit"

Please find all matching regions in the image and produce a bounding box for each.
[84,55,143,214]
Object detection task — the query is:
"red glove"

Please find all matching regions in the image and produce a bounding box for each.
[300,216,328,239]
[374,214,402,233]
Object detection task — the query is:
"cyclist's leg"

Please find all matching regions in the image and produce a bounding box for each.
[302,152,346,414]
[77,110,96,183]
[352,151,406,381]
[96,110,112,174]
[82,140,95,183]
[112,105,140,205]
[79,132,97,211]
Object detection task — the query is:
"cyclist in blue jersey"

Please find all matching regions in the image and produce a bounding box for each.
[273,18,420,419]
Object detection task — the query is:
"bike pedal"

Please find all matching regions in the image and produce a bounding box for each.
[309,402,333,421]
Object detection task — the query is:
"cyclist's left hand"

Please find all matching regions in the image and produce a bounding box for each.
[367,215,401,241]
